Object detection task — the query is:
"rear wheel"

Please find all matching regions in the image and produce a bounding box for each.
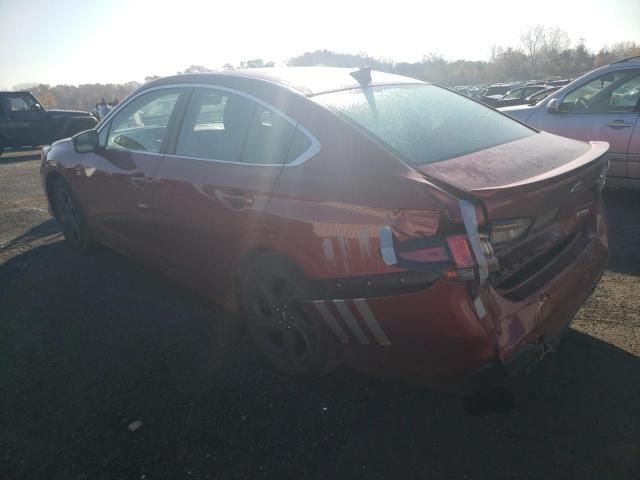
[240,253,341,377]
[51,177,93,252]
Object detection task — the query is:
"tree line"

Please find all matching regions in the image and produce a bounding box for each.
[14,26,640,111]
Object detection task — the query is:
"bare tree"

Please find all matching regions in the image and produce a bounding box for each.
[520,25,546,69]
[543,27,570,55]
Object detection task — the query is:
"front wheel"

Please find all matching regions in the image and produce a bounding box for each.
[240,253,341,377]
[51,177,93,252]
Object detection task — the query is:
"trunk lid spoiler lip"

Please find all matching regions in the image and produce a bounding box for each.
[468,141,609,192]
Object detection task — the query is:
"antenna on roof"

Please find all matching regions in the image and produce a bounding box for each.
[350,66,372,86]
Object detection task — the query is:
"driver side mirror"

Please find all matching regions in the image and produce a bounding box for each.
[72,129,100,153]
[547,98,560,113]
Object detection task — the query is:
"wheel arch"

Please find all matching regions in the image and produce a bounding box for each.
[224,231,328,313]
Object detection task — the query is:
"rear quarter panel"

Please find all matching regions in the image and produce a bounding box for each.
[258,97,459,280]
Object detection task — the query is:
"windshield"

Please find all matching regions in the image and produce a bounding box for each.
[314,84,534,166]
[502,89,523,100]
[485,86,511,96]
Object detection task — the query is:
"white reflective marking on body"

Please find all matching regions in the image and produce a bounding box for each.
[336,237,351,273]
[312,300,349,343]
[357,229,372,258]
[353,299,390,345]
[322,238,336,263]
[333,300,370,344]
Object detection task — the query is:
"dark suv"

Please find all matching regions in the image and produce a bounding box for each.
[0,91,97,156]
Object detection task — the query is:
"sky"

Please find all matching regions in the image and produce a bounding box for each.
[1,0,639,88]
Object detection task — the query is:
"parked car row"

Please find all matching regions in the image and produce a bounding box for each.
[453,77,576,108]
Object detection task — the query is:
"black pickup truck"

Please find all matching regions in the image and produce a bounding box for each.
[0,91,98,156]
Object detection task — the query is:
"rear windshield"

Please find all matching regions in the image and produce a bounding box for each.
[314,84,534,166]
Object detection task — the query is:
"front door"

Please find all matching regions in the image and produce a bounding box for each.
[73,88,187,257]
[151,86,306,298]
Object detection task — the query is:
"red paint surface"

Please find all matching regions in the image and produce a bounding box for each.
[42,70,610,388]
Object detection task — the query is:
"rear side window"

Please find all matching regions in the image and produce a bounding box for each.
[286,128,312,164]
[242,107,297,164]
[176,87,307,165]
[314,84,534,166]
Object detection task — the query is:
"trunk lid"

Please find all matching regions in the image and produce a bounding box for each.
[417,132,609,299]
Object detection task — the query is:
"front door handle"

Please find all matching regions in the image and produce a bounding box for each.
[218,189,254,210]
[605,120,633,129]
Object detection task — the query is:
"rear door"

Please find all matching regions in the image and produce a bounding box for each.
[529,68,640,178]
[626,93,640,179]
[151,86,310,296]
[73,87,187,257]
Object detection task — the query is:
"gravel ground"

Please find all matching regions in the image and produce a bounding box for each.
[1,151,639,480]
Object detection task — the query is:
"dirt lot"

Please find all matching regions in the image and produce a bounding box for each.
[1,151,639,480]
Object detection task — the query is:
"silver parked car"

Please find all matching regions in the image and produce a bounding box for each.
[500,57,640,187]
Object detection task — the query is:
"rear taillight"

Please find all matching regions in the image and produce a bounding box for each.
[446,235,475,268]
[387,209,440,242]
[381,207,498,282]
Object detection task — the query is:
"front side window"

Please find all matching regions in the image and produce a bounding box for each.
[314,84,534,166]
[106,89,182,152]
[7,93,37,112]
[560,69,640,113]
[176,88,300,165]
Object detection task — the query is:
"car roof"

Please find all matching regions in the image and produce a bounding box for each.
[145,67,426,96]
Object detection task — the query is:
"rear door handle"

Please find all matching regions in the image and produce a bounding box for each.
[605,120,633,129]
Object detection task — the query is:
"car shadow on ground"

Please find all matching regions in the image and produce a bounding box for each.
[602,188,640,277]
[0,218,59,252]
[1,236,639,480]
[0,150,42,165]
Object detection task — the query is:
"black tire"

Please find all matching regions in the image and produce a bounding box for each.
[51,177,93,252]
[240,252,342,377]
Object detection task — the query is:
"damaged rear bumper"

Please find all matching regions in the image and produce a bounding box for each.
[303,207,608,392]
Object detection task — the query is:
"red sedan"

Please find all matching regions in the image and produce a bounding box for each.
[41,67,609,391]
